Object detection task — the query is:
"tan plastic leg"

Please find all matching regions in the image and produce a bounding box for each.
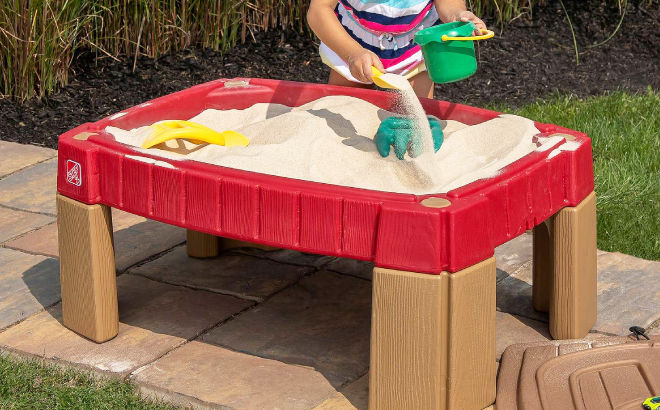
[218,238,279,252]
[187,231,279,257]
[57,194,118,343]
[370,258,497,410]
[532,221,552,313]
[548,191,598,339]
[186,230,219,258]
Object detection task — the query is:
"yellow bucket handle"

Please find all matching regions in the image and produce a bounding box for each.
[441,29,495,42]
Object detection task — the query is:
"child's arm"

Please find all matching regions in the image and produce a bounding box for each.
[434,0,486,33]
[307,0,385,83]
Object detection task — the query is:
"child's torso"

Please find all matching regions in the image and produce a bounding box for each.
[323,0,438,73]
[338,0,436,34]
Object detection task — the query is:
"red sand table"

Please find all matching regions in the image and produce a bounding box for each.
[56,78,597,410]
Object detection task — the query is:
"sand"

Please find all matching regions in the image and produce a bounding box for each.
[381,73,434,154]
[107,93,549,195]
[379,73,440,188]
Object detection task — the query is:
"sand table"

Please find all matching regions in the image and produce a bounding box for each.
[108,95,548,194]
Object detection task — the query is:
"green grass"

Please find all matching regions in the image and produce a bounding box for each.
[503,89,660,261]
[0,354,185,410]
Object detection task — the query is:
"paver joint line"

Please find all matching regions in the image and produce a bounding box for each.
[325,267,373,282]
[0,302,58,337]
[126,269,266,302]
[0,258,62,336]
[129,245,321,303]
[0,155,58,182]
[134,377,240,410]
[333,366,370,391]
[189,268,322,341]
[0,272,256,377]
[120,241,187,274]
[122,265,324,379]
[1,224,59,256]
[197,337,358,381]
[2,244,58,259]
[119,299,257,377]
[0,344,130,381]
[0,203,57,218]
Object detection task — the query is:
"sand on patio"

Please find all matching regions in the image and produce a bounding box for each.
[107,95,552,195]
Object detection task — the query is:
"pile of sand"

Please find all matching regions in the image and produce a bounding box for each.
[107,95,546,194]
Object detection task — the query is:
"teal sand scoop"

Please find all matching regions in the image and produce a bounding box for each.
[375,116,444,160]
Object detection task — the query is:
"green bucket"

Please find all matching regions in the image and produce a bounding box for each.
[414,21,493,84]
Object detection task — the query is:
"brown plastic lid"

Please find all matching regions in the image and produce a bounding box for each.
[497,336,660,410]
[538,342,660,410]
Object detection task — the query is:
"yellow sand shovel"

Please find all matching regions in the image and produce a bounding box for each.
[141,120,250,149]
[371,67,402,90]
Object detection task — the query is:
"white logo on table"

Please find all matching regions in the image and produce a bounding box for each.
[66,160,82,186]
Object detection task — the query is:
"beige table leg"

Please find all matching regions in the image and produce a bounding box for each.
[186,230,279,257]
[218,238,279,252]
[532,221,552,313]
[532,192,598,339]
[549,192,598,339]
[57,194,118,343]
[370,258,497,410]
[186,230,220,258]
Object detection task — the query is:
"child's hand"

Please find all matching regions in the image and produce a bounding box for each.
[346,49,385,83]
[457,11,487,35]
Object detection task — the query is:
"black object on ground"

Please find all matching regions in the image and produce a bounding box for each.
[630,325,651,340]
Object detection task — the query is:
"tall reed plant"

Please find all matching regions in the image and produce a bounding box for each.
[1,0,95,99]
[467,0,534,26]
[1,0,657,101]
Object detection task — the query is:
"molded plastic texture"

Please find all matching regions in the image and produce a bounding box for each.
[56,78,595,274]
[498,337,660,410]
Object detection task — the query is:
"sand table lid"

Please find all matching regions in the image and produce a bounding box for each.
[497,337,660,410]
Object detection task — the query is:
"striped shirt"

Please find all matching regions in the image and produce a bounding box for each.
[320,0,439,82]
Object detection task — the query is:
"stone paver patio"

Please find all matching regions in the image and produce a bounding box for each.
[1,140,659,410]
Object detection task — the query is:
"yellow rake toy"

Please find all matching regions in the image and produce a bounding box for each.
[141,120,250,149]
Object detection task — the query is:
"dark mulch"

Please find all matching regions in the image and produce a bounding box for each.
[1,0,659,149]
